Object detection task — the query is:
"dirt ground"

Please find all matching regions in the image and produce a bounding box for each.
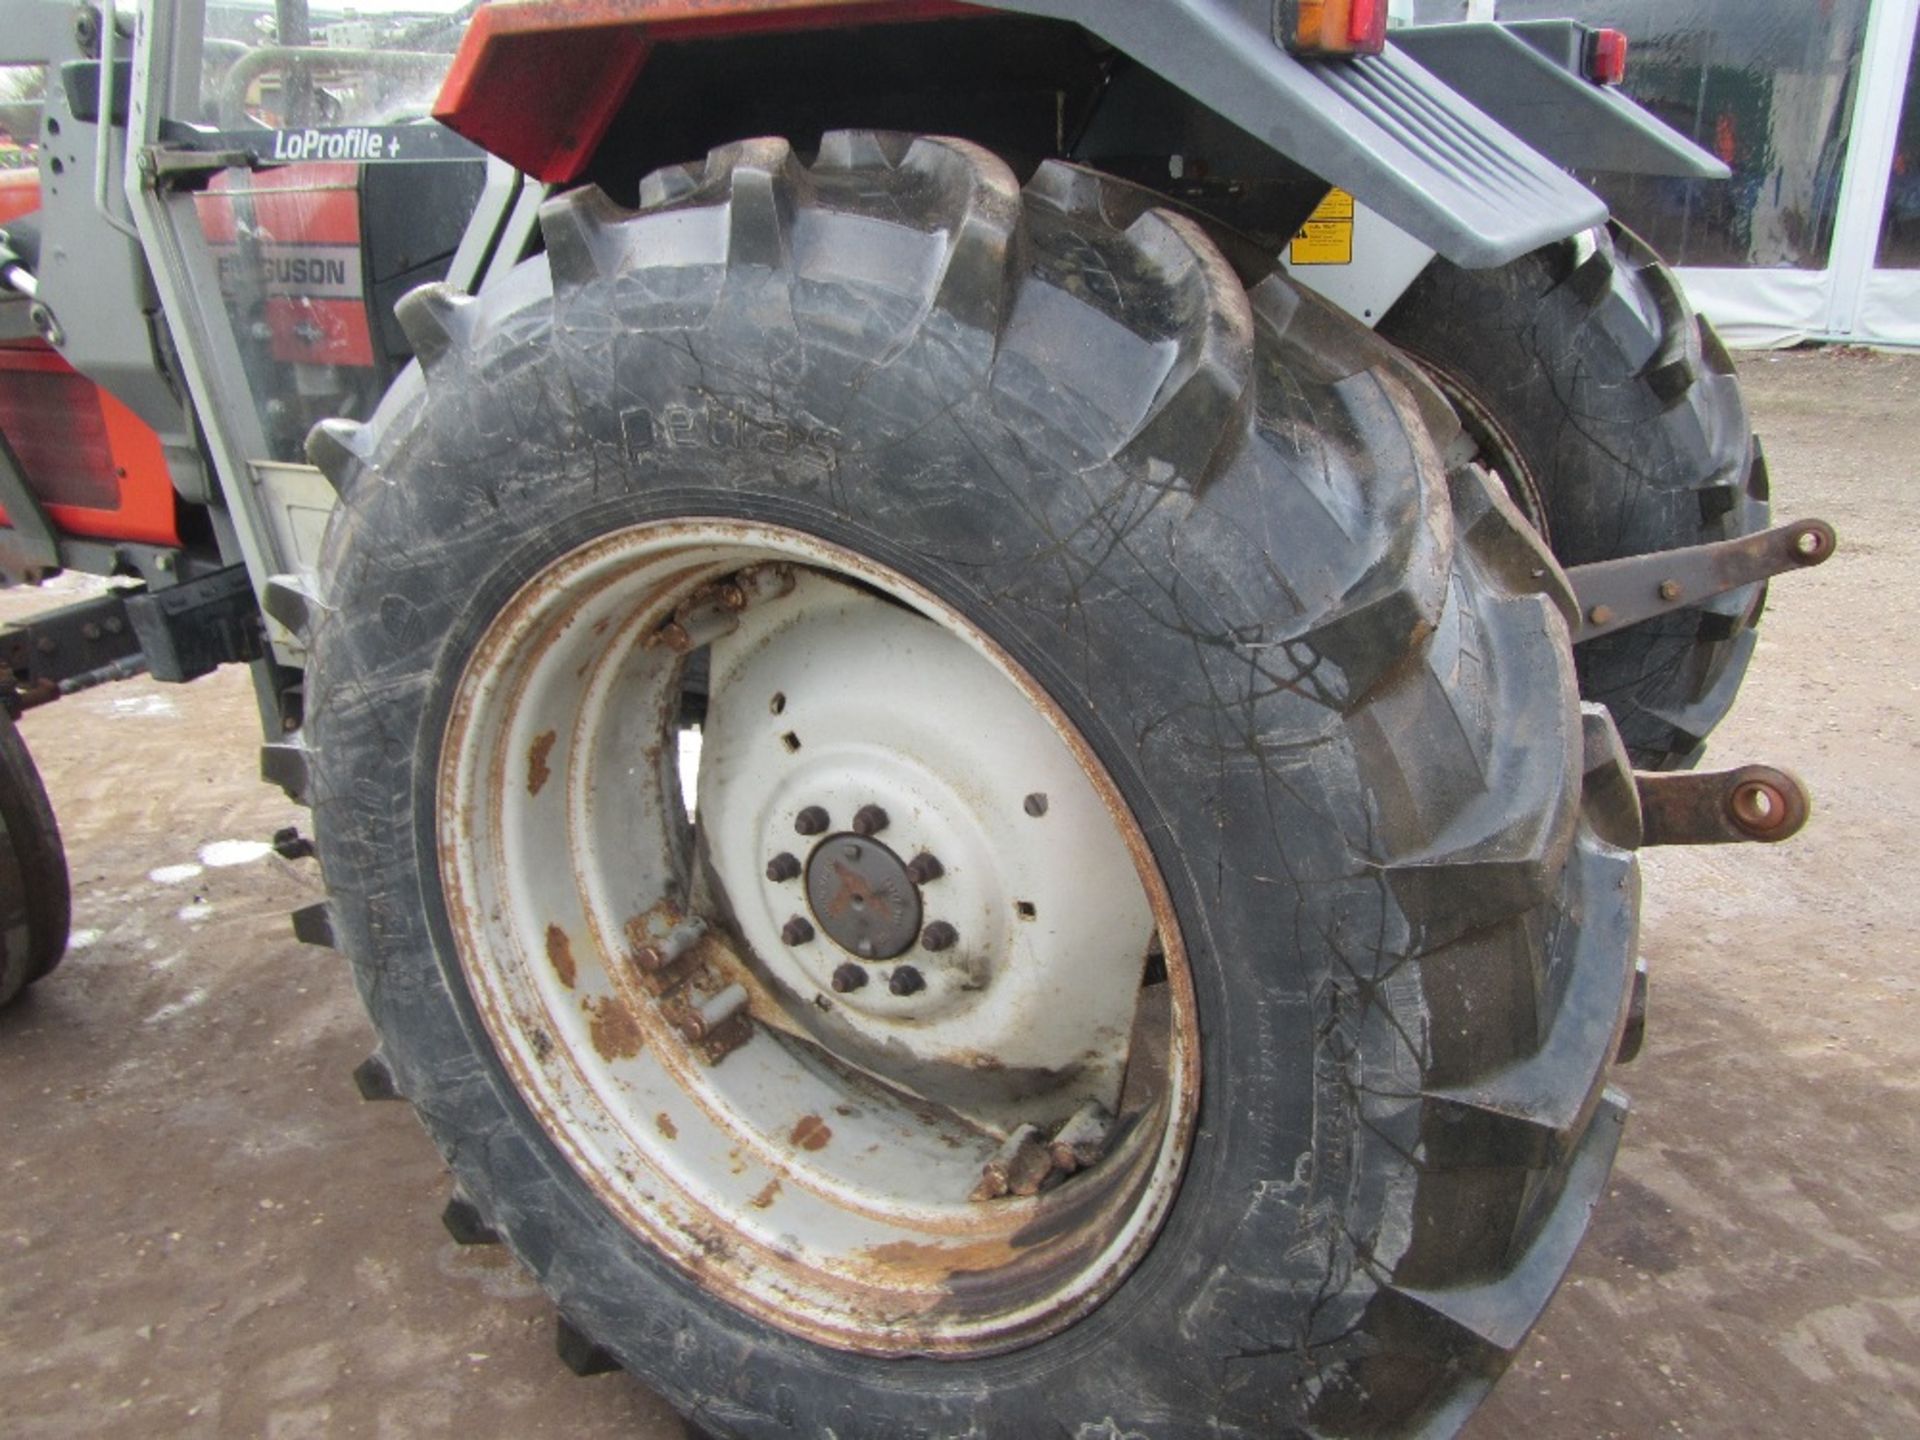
[1,348,1916,1439]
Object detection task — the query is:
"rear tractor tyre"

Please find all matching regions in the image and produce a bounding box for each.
[1381,221,1770,769]
[304,134,1642,1437]
[0,708,70,1008]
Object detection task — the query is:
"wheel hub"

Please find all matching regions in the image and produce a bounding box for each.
[804,832,921,961]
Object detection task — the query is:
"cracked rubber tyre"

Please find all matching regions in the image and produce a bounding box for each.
[1381,221,1770,769]
[303,135,1642,1438]
[0,709,69,1008]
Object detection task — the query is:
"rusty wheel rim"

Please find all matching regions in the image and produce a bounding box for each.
[437,521,1199,1356]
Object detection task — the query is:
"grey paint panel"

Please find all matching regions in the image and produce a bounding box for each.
[1395,24,1732,180]
[989,0,1605,267]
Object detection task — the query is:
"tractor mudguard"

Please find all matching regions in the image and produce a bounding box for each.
[432,0,1606,269]
[1392,22,1731,180]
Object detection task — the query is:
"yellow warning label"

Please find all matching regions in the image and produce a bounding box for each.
[1290,189,1356,266]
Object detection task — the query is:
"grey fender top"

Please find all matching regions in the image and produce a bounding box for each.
[993,0,1608,267]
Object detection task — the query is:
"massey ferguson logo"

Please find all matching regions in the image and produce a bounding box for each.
[268,126,403,162]
[212,245,363,300]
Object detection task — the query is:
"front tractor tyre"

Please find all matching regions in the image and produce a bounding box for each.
[0,709,69,1009]
[303,134,1643,1437]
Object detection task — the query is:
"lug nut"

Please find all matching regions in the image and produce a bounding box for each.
[765,852,801,882]
[852,804,889,837]
[831,962,868,993]
[781,915,816,946]
[1023,793,1048,817]
[906,852,944,885]
[794,806,830,836]
[888,965,926,997]
[921,921,957,953]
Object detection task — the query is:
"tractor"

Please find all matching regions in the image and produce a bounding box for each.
[0,1,1832,1434]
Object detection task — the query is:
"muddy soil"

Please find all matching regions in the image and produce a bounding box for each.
[1,349,1916,1438]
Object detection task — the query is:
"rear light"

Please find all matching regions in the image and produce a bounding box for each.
[1586,28,1629,86]
[1280,0,1389,58]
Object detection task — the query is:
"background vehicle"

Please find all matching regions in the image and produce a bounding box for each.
[0,2,1831,1434]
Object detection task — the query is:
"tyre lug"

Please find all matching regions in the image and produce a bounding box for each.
[905,852,944,885]
[831,962,869,993]
[888,965,926,997]
[920,920,957,952]
[765,852,801,882]
[782,915,816,946]
[852,804,889,837]
[1023,792,1049,817]
[441,1187,500,1246]
[554,1313,619,1377]
[794,805,830,836]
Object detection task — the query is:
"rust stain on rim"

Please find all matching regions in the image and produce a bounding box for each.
[585,995,645,1060]
[545,923,578,988]
[526,728,557,796]
[789,1115,833,1152]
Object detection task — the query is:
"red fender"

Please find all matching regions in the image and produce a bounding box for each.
[433,0,982,183]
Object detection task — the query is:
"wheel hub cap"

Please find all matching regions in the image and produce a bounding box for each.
[805,833,920,960]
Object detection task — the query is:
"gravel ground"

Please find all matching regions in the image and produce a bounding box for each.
[2,348,1915,1438]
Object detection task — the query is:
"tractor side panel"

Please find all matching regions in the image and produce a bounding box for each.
[0,341,181,549]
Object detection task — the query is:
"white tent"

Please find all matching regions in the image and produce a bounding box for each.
[1441,0,1920,346]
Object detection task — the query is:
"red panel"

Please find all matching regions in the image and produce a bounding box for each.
[0,342,180,549]
[200,162,361,245]
[266,296,375,368]
[434,0,983,182]
[0,169,39,228]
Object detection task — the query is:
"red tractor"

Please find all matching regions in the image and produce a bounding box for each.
[0,2,1828,1434]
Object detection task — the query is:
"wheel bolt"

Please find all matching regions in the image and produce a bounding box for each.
[765,852,801,882]
[831,962,868,993]
[921,921,957,953]
[1023,792,1048,817]
[794,806,830,836]
[906,852,944,885]
[889,965,926,997]
[852,804,889,837]
[782,915,816,946]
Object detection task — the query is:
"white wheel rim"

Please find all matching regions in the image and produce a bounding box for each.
[439,520,1199,1355]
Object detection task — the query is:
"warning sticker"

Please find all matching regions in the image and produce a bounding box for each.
[1290,189,1356,266]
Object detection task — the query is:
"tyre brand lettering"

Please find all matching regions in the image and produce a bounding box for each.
[620,399,838,475]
